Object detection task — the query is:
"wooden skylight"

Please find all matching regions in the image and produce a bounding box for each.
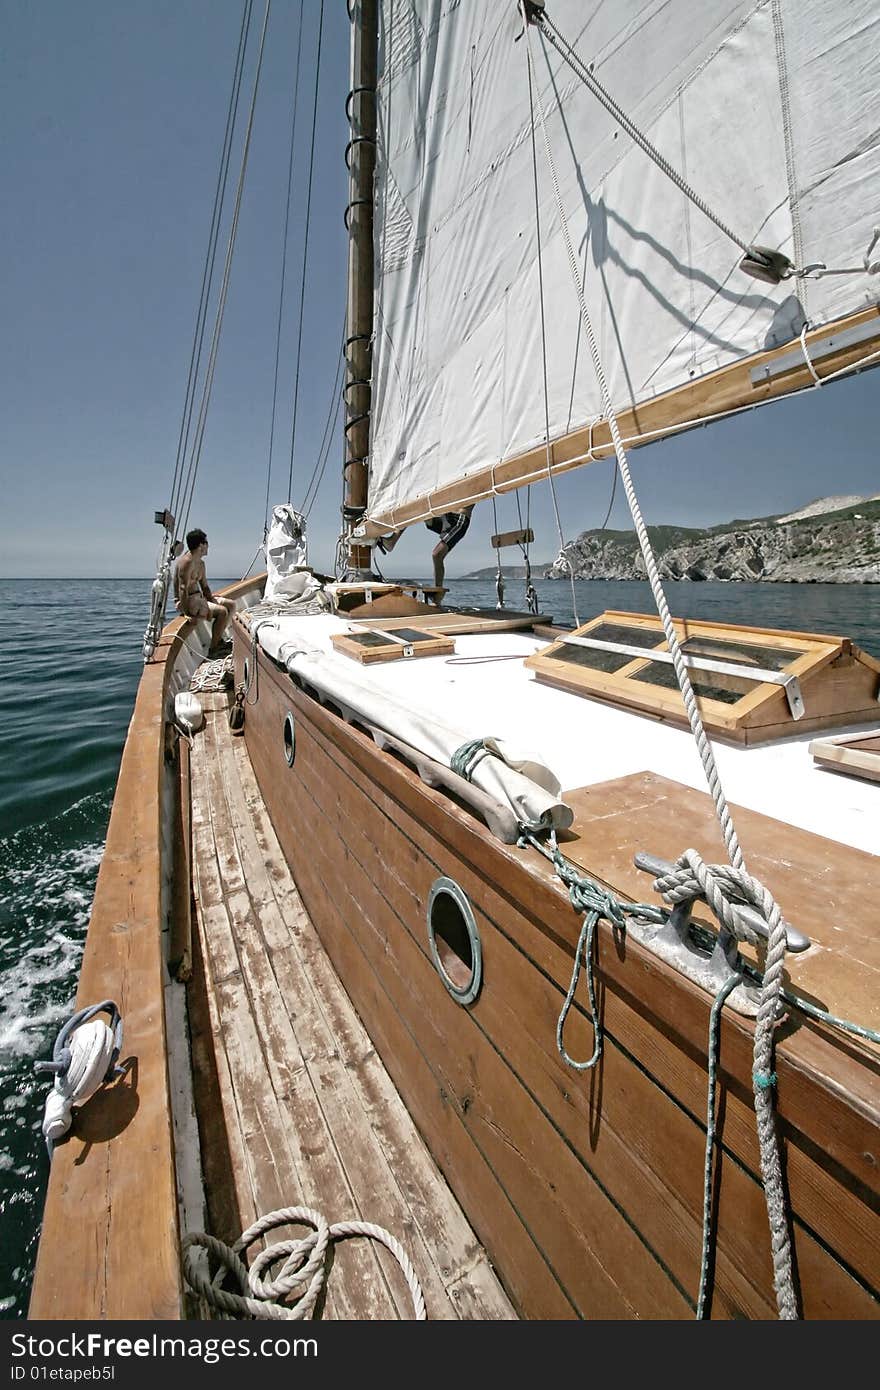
[524,611,880,745]
[331,626,455,664]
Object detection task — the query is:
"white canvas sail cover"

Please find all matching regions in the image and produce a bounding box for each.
[367,0,880,523]
[264,504,308,600]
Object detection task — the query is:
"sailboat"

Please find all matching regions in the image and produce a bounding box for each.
[30,0,879,1321]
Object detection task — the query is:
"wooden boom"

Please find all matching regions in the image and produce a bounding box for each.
[372,306,880,528]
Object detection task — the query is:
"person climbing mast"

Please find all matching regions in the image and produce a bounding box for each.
[378,506,474,599]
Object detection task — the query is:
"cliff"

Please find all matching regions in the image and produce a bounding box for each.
[542,497,880,583]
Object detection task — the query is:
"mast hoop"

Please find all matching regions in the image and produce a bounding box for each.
[345,135,376,170]
[344,197,372,231]
[345,84,375,124]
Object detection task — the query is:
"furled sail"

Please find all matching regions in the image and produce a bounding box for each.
[366,0,880,526]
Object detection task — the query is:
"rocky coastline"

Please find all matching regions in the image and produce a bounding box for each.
[467,496,880,584]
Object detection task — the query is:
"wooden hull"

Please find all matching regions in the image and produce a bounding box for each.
[28,583,879,1320]
[239,626,880,1320]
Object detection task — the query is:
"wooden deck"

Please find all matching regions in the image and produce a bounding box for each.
[188,690,515,1320]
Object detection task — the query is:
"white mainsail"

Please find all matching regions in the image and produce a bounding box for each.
[367,0,879,524]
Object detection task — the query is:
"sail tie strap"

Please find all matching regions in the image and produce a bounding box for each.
[451,738,497,781]
[182,1208,426,1320]
[523,11,797,1317]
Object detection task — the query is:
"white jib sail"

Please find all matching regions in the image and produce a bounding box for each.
[367,0,880,523]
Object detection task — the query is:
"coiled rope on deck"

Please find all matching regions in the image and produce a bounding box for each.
[183,1207,426,1320]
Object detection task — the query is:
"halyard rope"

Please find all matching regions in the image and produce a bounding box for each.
[523,7,797,1317]
[535,6,878,288]
[182,1208,426,1320]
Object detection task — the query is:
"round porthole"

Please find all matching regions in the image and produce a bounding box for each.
[283,711,296,766]
[427,877,482,1006]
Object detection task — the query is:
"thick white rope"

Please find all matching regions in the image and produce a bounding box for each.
[183,1207,426,1320]
[799,322,823,386]
[524,8,797,1318]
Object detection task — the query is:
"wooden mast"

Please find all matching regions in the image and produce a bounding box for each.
[343,0,378,577]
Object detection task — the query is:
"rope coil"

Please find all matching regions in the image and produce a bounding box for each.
[183,1208,426,1320]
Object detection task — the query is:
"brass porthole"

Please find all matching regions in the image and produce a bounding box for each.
[283,711,296,766]
[427,877,482,1006]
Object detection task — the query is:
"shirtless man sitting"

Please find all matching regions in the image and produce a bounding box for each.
[174,528,235,657]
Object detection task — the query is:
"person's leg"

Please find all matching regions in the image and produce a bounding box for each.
[208,601,231,650]
[431,541,448,594]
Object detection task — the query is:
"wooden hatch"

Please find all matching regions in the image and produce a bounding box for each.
[331,625,455,664]
[525,611,880,745]
[809,729,880,783]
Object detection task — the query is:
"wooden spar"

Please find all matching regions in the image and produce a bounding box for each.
[369,305,880,528]
[343,0,378,575]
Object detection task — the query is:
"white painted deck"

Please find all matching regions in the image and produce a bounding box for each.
[248,613,879,855]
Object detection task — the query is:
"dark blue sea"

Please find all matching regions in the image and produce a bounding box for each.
[1,575,878,1318]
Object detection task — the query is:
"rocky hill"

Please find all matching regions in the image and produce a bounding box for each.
[541,496,880,583]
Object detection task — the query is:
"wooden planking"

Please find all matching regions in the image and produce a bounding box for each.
[225,729,515,1319]
[285,735,690,1317]
[561,774,880,1036]
[30,630,183,1318]
[282,664,880,1200]
[207,719,454,1319]
[191,697,514,1319]
[241,647,878,1312]
[244,660,691,1318]
[243,686,574,1316]
[285,689,878,1319]
[28,579,265,1320]
[169,737,193,980]
[192,714,393,1320]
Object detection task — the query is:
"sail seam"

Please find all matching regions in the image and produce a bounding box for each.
[771,0,806,319]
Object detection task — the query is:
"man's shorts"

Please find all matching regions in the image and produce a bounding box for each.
[179,596,226,621]
[425,511,471,550]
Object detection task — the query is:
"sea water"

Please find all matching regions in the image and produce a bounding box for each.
[1,576,878,1318]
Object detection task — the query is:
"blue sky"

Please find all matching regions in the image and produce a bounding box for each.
[2,1,877,580]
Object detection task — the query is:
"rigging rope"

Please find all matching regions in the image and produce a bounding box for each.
[169,0,253,537]
[534,6,877,288]
[264,2,306,537]
[537,9,754,255]
[286,0,326,505]
[523,6,798,1319]
[299,328,345,517]
[179,0,273,542]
